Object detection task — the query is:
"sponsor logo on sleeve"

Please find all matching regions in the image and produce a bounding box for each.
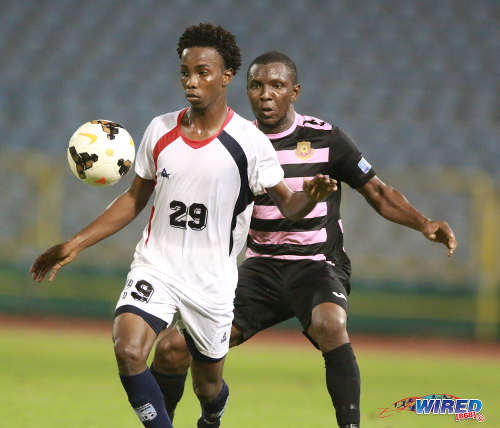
[357,157,371,174]
[332,291,347,301]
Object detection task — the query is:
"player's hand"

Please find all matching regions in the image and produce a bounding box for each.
[420,220,457,257]
[303,174,337,202]
[29,242,80,283]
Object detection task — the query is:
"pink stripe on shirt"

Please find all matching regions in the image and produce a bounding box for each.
[284,176,329,191]
[277,147,329,165]
[284,176,306,191]
[252,201,327,220]
[249,228,327,246]
[245,247,331,262]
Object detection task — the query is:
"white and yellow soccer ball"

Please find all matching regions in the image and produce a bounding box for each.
[67,120,135,186]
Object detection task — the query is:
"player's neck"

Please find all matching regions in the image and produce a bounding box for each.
[258,107,296,135]
[182,97,229,141]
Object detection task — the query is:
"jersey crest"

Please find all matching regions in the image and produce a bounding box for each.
[294,140,314,160]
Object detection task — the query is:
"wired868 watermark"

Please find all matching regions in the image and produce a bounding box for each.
[377,394,486,422]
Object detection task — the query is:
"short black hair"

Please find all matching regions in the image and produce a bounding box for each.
[177,23,242,74]
[247,51,298,84]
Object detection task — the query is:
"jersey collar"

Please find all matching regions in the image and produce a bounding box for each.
[254,111,300,140]
[178,107,234,149]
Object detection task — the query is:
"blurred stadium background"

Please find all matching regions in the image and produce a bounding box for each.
[1,0,498,340]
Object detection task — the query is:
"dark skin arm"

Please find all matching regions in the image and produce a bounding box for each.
[266,174,337,221]
[30,175,155,282]
[357,176,457,256]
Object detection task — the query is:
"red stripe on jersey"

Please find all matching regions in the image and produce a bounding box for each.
[145,205,155,246]
[178,107,235,149]
[153,127,180,171]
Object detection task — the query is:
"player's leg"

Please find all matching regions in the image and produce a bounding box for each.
[191,356,228,428]
[186,257,292,427]
[307,303,360,428]
[180,327,230,428]
[177,276,252,428]
[288,261,360,428]
[228,323,245,347]
[151,323,245,421]
[113,271,176,427]
[308,302,349,352]
[151,257,291,420]
[151,326,192,421]
[113,313,173,427]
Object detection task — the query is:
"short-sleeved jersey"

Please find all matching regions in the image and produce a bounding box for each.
[246,112,375,274]
[132,108,284,308]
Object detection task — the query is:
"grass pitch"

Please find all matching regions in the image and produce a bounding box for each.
[1,328,497,427]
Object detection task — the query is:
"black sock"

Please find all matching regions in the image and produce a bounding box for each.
[323,343,360,426]
[198,380,229,428]
[150,366,187,421]
[120,368,172,428]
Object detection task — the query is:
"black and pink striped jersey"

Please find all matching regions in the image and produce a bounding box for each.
[246,112,376,272]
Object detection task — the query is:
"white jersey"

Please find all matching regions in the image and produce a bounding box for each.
[131,108,284,309]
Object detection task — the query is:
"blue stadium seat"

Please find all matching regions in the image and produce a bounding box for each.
[0,0,497,177]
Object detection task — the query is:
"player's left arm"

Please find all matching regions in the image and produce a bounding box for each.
[357,176,457,256]
[266,174,337,221]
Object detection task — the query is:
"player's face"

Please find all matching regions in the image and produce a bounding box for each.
[247,62,300,131]
[180,47,233,110]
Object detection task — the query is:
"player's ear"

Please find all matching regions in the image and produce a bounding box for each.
[222,68,234,87]
[290,83,301,102]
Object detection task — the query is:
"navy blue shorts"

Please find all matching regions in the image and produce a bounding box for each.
[233,257,350,343]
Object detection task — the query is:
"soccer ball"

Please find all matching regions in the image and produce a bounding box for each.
[67,120,135,186]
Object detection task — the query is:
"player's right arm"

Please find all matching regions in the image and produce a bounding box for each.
[30,175,154,283]
[266,174,337,221]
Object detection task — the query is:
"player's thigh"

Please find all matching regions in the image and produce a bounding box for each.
[156,325,189,354]
[284,260,350,333]
[229,323,244,347]
[233,257,294,343]
[153,325,191,372]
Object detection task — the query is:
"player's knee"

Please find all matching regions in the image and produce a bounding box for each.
[114,339,147,372]
[154,336,191,372]
[311,314,347,341]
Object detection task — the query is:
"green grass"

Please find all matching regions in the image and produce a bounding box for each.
[1,328,497,427]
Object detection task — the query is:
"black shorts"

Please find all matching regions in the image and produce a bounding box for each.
[233,257,351,342]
